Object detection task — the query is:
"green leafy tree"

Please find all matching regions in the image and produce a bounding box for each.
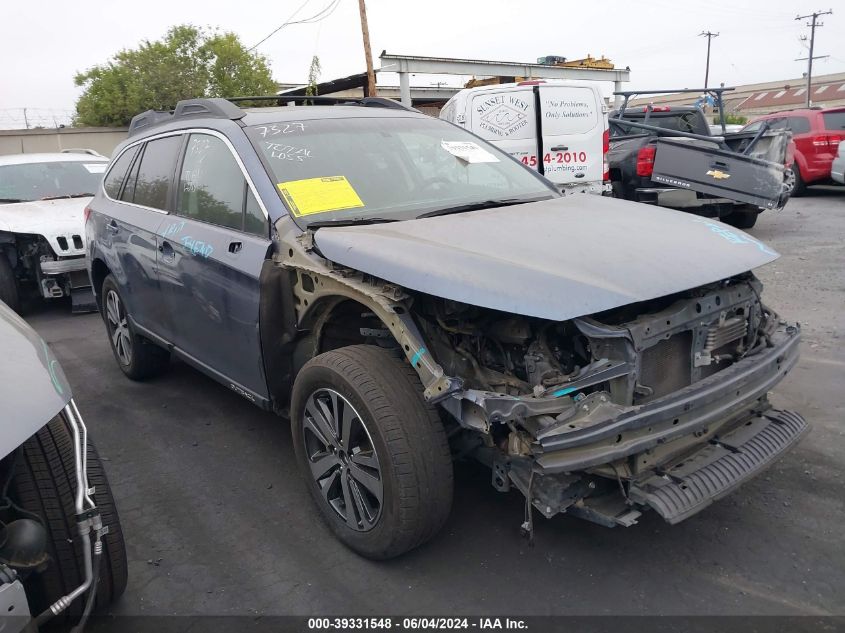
[74,25,278,127]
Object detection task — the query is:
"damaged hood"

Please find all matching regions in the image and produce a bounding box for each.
[0,302,71,459]
[313,195,779,321]
[0,197,90,256]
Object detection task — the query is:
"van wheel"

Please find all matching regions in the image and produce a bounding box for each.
[791,165,806,197]
[724,207,759,229]
[291,345,453,559]
[101,275,169,380]
[0,254,20,314]
[10,414,128,623]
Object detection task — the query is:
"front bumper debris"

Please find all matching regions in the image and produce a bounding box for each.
[629,408,808,523]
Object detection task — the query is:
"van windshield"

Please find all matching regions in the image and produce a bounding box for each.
[246,116,556,226]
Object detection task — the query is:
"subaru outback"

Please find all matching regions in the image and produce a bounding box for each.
[86,96,807,559]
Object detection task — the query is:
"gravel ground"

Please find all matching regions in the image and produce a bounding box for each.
[26,187,845,617]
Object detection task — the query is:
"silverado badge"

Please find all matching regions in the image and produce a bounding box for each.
[706,169,731,180]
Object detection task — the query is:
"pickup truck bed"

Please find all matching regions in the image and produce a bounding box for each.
[608,103,792,229]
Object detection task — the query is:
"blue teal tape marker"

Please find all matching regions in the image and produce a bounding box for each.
[551,386,576,398]
[411,347,426,366]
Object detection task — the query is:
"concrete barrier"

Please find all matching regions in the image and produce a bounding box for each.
[0,127,129,157]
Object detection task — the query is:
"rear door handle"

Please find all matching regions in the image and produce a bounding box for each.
[550,145,569,151]
[228,241,243,254]
[106,220,119,234]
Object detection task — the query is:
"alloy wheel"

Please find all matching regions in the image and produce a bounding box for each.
[302,388,384,531]
[105,289,132,366]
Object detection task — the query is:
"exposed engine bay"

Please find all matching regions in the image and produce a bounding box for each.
[335,272,805,530]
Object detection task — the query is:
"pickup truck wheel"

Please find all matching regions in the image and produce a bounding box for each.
[101,274,169,380]
[724,207,759,229]
[291,345,453,559]
[9,414,128,623]
[791,165,806,197]
[0,253,20,314]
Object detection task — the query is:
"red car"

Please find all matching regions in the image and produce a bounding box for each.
[743,107,845,195]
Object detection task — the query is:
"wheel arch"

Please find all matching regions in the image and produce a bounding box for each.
[90,257,111,311]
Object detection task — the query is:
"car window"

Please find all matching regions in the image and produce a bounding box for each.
[786,117,811,134]
[132,135,182,211]
[103,146,139,199]
[0,160,107,203]
[767,118,788,131]
[244,188,267,236]
[120,147,141,203]
[178,134,245,231]
[741,121,764,133]
[822,111,845,131]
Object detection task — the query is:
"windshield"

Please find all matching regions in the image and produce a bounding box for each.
[246,116,556,225]
[0,160,107,203]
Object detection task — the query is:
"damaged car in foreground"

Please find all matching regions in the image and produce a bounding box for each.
[87,97,807,559]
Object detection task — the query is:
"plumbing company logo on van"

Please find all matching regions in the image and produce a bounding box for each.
[476,95,531,137]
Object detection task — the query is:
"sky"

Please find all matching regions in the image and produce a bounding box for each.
[1,0,843,128]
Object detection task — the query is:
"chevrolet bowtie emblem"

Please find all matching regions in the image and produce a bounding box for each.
[706,169,731,180]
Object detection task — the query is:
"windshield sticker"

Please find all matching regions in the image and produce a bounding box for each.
[254,122,306,138]
[264,141,311,162]
[440,140,499,164]
[277,176,364,217]
[83,163,107,174]
[692,218,777,256]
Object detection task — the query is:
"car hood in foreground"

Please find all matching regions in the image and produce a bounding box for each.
[313,195,779,321]
[0,302,71,459]
[0,197,91,256]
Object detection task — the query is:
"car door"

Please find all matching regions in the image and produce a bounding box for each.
[101,136,182,335]
[536,84,603,186]
[156,131,272,402]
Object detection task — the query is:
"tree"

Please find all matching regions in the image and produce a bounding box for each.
[74,25,278,127]
[305,56,322,97]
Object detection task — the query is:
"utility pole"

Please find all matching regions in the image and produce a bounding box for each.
[699,31,719,90]
[23,108,29,130]
[795,9,833,108]
[357,0,377,97]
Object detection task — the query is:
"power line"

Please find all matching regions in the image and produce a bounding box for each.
[794,9,833,107]
[699,31,719,90]
[248,0,342,52]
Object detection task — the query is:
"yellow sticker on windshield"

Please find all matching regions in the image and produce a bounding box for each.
[277,176,364,217]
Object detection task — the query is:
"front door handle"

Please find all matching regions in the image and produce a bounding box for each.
[158,240,175,260]
[106,220,119,234]
[228,241,243,254]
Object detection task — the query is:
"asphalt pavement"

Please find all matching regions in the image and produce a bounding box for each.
[27,188,845,617]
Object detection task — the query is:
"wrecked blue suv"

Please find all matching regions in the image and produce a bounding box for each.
[86,96,807,559]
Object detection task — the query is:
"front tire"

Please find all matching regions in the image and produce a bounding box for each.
[101,274,169,380]
[291,345,453,559]
[10,414,128,622]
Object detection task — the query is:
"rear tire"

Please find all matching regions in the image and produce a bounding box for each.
[291,345,453,559]
[10,414,128,623]
[791,165,806,197]
[724,207,759,229]
[101,274,169,380]
[0,253,20,314]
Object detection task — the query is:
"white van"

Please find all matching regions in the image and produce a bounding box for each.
[440,81,610,194]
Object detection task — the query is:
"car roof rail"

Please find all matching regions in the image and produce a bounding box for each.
[60,148,104,156]
[172,98,247,121]
[128,110,175,137]
[127,95,417,138]
[229,95,416,111]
